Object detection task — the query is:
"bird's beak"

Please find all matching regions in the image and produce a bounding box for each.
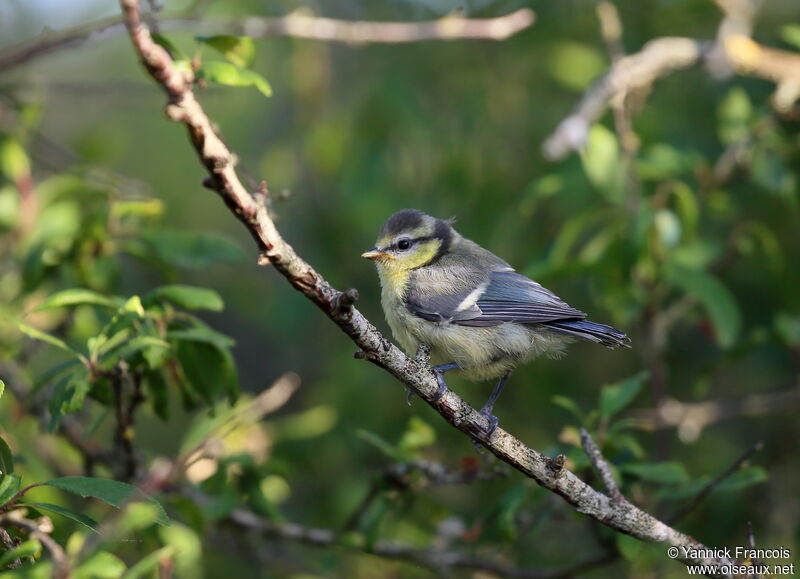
[361,248,393,262]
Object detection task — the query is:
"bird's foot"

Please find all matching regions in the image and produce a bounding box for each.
[405,387,414,406]
[431,370,449,402]
[478,408,499,437]
[430,363,459,402]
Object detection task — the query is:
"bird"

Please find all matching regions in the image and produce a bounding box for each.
[362,209,630,435]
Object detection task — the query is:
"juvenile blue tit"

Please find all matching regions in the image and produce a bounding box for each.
[362,209,630,434]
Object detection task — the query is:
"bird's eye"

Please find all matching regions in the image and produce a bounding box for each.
[397,238,412,251]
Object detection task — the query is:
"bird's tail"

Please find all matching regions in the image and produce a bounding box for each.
[544,319,631,349]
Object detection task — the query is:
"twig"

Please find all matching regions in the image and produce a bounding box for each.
[224,502,615,579]
[118,0,737,573]
[0,9,535,73]
[543,3,800,159]
[669,441,764,524]
[0,515,70,579]
[0,527,22,569]
[631,384,800,442]
[580,428,626,504]
[543,37,708,160]
[595,2,641,206]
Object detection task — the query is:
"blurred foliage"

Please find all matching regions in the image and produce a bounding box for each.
[1,0,800,577]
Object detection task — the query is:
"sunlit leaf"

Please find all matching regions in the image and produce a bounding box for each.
[0,137,31,181]
[43,477,169,526]
[0,540,41,569]
[780,24,800,50]
[397,416,436,455]
[0,473,21,506]
[196,35,256,68]
[147,285,224,312]
[548,41,606,91]
[32,288,118,312]
[717,87,752,145]
[580,124,621,201]
[122,545,176,579]
[198,61,272,97]
[73,552,127,578]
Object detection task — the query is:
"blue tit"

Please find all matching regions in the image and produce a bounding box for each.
[362,209,630,434]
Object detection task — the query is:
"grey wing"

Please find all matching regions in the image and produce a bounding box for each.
[459,270,586,326]
[405,269,585,327]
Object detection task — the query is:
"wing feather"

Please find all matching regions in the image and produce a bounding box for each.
[405,269,585,327]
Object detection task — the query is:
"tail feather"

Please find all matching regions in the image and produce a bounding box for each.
[544,319,631,349]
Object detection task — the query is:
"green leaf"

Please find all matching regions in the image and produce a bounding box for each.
[0,137,31,181]
[616,534,643,560]
[356,429,402,461]
[168,326,235,350]
[43,477,169,526]
[196,35,255,68]
[671,181,699,240]
[25,502,99,532]
[780,24,800,50]
[16,321,82,358]
[0,378,4,400]
[100,336,170,368]
[717,87,752,145]
[0,473,21,506]
[715,466,768,492]
[32,288,118,312]
[0,436,14,475]
[580,124,621,201]
[147,285,224,312]
[397,416,436,455]
[664,262,741,348]
[599,372,648,420]
[122,546,176,579]
[620,461,690,484]
[175,341,237,405]
[140,229,244,269]
[73,552,127,579]
[0,540,41,569]
[551,395,584,423]
[152,33,188,61]
[198,61,272,97]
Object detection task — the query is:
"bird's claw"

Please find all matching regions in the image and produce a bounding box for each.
[431,369,449,401]
[479,408,499,437]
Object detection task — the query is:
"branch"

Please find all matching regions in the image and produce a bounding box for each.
[0,515,70,579]
[669,441,763,524]
[0,527,22,569]
[580,428,626,504]
[224,503,615,579]
[118,0,736,573]
[631,384,800,442]
[0,8,535,73]
[543,1,800,159]
[543,37,708,160]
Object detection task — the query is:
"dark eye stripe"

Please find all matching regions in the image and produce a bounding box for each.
[383,236,432,251]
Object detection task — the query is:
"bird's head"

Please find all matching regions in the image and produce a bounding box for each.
[362,209,453,276]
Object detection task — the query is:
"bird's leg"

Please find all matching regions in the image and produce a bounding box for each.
[430,362,460,401]
[479,371,511,436]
